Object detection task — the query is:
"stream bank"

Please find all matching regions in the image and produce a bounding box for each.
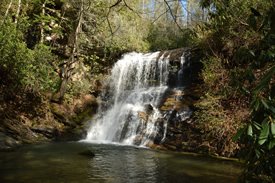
[0,48,242,159]
[0,89,98,151]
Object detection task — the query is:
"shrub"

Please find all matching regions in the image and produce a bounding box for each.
[0,20,59,93]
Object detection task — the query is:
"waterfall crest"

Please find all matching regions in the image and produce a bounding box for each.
[85,51,191,146]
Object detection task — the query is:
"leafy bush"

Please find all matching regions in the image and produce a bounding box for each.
[0,21,33,88]
[198,0,275,181]
[0,21,59,93]
[147,23,196,51]
[236,65,275,182]
[26,44,59,92]
[65,61,92,99]
[194,56,244,157]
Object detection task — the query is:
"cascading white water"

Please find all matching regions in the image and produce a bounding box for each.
[85,52,171,146]
[177,54,185,87]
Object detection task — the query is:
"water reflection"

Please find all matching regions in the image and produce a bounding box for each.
[0,142,242,183]
[87,146,158,183]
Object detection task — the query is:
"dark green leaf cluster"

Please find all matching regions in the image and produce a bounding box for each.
[0,20,59,93]
[199,0,275,182]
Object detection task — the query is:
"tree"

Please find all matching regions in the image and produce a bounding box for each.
[56,0,84,101]
[14,0,22,24]
[3,0,13,19]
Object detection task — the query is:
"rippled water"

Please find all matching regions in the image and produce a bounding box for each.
[0,142,242,183]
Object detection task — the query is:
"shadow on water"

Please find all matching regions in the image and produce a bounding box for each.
[0,142,242,183]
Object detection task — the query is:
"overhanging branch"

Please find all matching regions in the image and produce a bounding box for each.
[163,0,185,32]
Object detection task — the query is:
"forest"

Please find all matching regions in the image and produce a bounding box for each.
[0,0,274,182]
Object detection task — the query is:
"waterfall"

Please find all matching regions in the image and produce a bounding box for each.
[177,54,185,87]
[85,51,190,147]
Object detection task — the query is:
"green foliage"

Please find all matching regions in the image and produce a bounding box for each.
[194,55,243,157]
[26,44,59,92]
[66,77,92,101]
[147,24,196,51]
[237,65,275,182]
[0,20,32,88]
[194,92,241,156]
[99,0,150,53]
[198,0,275,182]
[66,62,92,98]
[201,57,224,89]
[0,20,59,93]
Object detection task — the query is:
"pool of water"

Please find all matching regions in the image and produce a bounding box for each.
[0,142,242,183]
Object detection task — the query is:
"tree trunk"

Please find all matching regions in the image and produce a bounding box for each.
[14,0,22,24]
[40,1,46,43]
[187,0,190,26]
[174,1,179,24]
[57,0,84,102]
[142,0,145,13]
[4,0,13,19]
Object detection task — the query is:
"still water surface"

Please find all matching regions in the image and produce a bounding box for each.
[0,142,242,183]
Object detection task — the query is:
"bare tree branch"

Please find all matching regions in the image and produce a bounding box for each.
[109,0,123,9]
[152,9,169,24]
[57,0,85,101]
[106,0,124,36]
[40,0,46,43]
[106,15,114,35]
[122,0,141,17]
[106,0,140,37]
[14,0,22,24]
[4,0,13,18]
[163,0,184,32]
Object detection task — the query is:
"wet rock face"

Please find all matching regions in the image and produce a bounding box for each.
[153,48,202,151]
[160,86,211,152]
[158,48,203,88]
[134,87,199,150]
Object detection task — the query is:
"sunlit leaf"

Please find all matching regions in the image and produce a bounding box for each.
[255,149,261,158]
[258,122,270,145]
[247,124,253,137]
[249,50,255,57]
[261,99,269,109]
[253,121,261,130]
[271,122,275,138]
[254,98,260,111]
